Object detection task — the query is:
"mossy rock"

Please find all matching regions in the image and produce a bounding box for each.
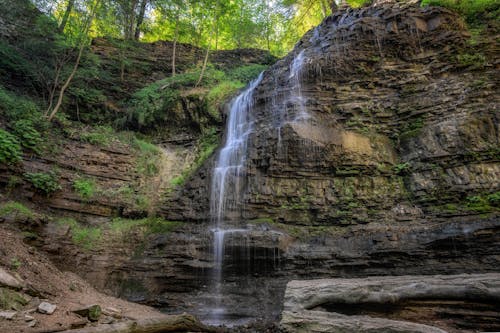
[73,304,101,321]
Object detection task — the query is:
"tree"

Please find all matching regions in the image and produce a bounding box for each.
[58,0,75,33]
[46,0,102,121]
[134,0,148,40]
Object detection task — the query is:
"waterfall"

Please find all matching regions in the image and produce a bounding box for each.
[273,49,310,150]
[210,73,263,224]
[206,50,310,325]
[208,73,263,323]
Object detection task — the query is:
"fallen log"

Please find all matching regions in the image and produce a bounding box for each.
[57,314,216,333]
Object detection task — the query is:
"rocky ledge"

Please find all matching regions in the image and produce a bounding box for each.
[281,273,500,333]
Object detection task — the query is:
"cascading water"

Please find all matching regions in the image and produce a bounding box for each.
[274,50,310,146]
[209,73,263,323]
[206,49,311,325]
[288,50,310,122]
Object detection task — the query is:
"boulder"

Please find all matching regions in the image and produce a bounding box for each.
[0,267,22,289]
[281,273,500,332]
[0,311,16,320]
[72,304,101,321]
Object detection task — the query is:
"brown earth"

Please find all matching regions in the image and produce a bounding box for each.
[0,226,168,333]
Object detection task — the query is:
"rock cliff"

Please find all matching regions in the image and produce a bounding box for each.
[2,1,498,329]
[151,0,499,323]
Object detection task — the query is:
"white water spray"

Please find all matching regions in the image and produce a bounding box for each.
[208,73,263,322]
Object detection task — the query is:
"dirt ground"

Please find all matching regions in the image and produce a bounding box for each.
[0,226,167,333]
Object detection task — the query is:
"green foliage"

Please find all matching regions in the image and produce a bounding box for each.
[457,53,486,69]
[0,41,35,80]
[80,125,115,146]
[0,287,28,310]
[207,80,245,120]
[225,64,267,83]
[0,201,34,220]
[170,127,219,188]
[346,0,372,7]
[134,138,160,177]
[170,175,185,187]
[144,217,182,234]
[0,129,22,165]
[0,86,44,125]
[110,217,182,235]
[394,162,411,175]
[12,119,43,154]
[487,192,500,207]
[24,171,61,195]
[465,194,493,213]
[10,258,21,271]
[421,0,499,24]
[73,178,96,200]
[249,217,274,224]
[400,117,424,140]
[125,66,226,130]
[57,218,102,250]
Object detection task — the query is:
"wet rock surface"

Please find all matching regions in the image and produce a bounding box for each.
[156,1,499,325]
[1,1,497,330]
[280,273,500,332]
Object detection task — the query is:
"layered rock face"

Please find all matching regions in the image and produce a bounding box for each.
[154,1,499,324]
[281,274,500,332]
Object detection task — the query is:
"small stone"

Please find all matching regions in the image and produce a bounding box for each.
[0,311,17,320]
[37,302,57,315]
[70,319,88,329]
[24,314,35,321]
[100,316,115,324]
[28,320,37,327]
[102,307,122,319]
[72,304,101,321]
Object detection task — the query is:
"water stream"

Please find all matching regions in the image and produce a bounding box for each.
[207,49,311,325]
[209,73,263,323]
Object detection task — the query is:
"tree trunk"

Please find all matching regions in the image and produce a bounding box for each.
[47,0,101,121]
[196,0,218,87]
[47,39,85,121]
[125,0,138,40]
[320,0,329,17]
[58,314,215,333]
[134,0,148,40]
[58,0,75,33]
[195,44,210,87]
[171,17,179,77]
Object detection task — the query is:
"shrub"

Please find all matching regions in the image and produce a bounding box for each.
[73,178,96,200]
[466,195,491,213]
[0,129,22,164]
[0,86,43,125]
[12,119,43,154]
[400,117,424,140]
[110,217,182,236]
[57,218,101,250]
[134,138,160,177]
[125,66,226,130]
[486,192,500,207]
[394,162,411,175]
[457,53,486,69]
[421,0,499,24]
[80,126,115,146]
[0,201,34,220]
[169,127,219,188]
[207,81,245,120]
[143,217,182,234]
[225,64,267,83]
[24,171,61,195]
